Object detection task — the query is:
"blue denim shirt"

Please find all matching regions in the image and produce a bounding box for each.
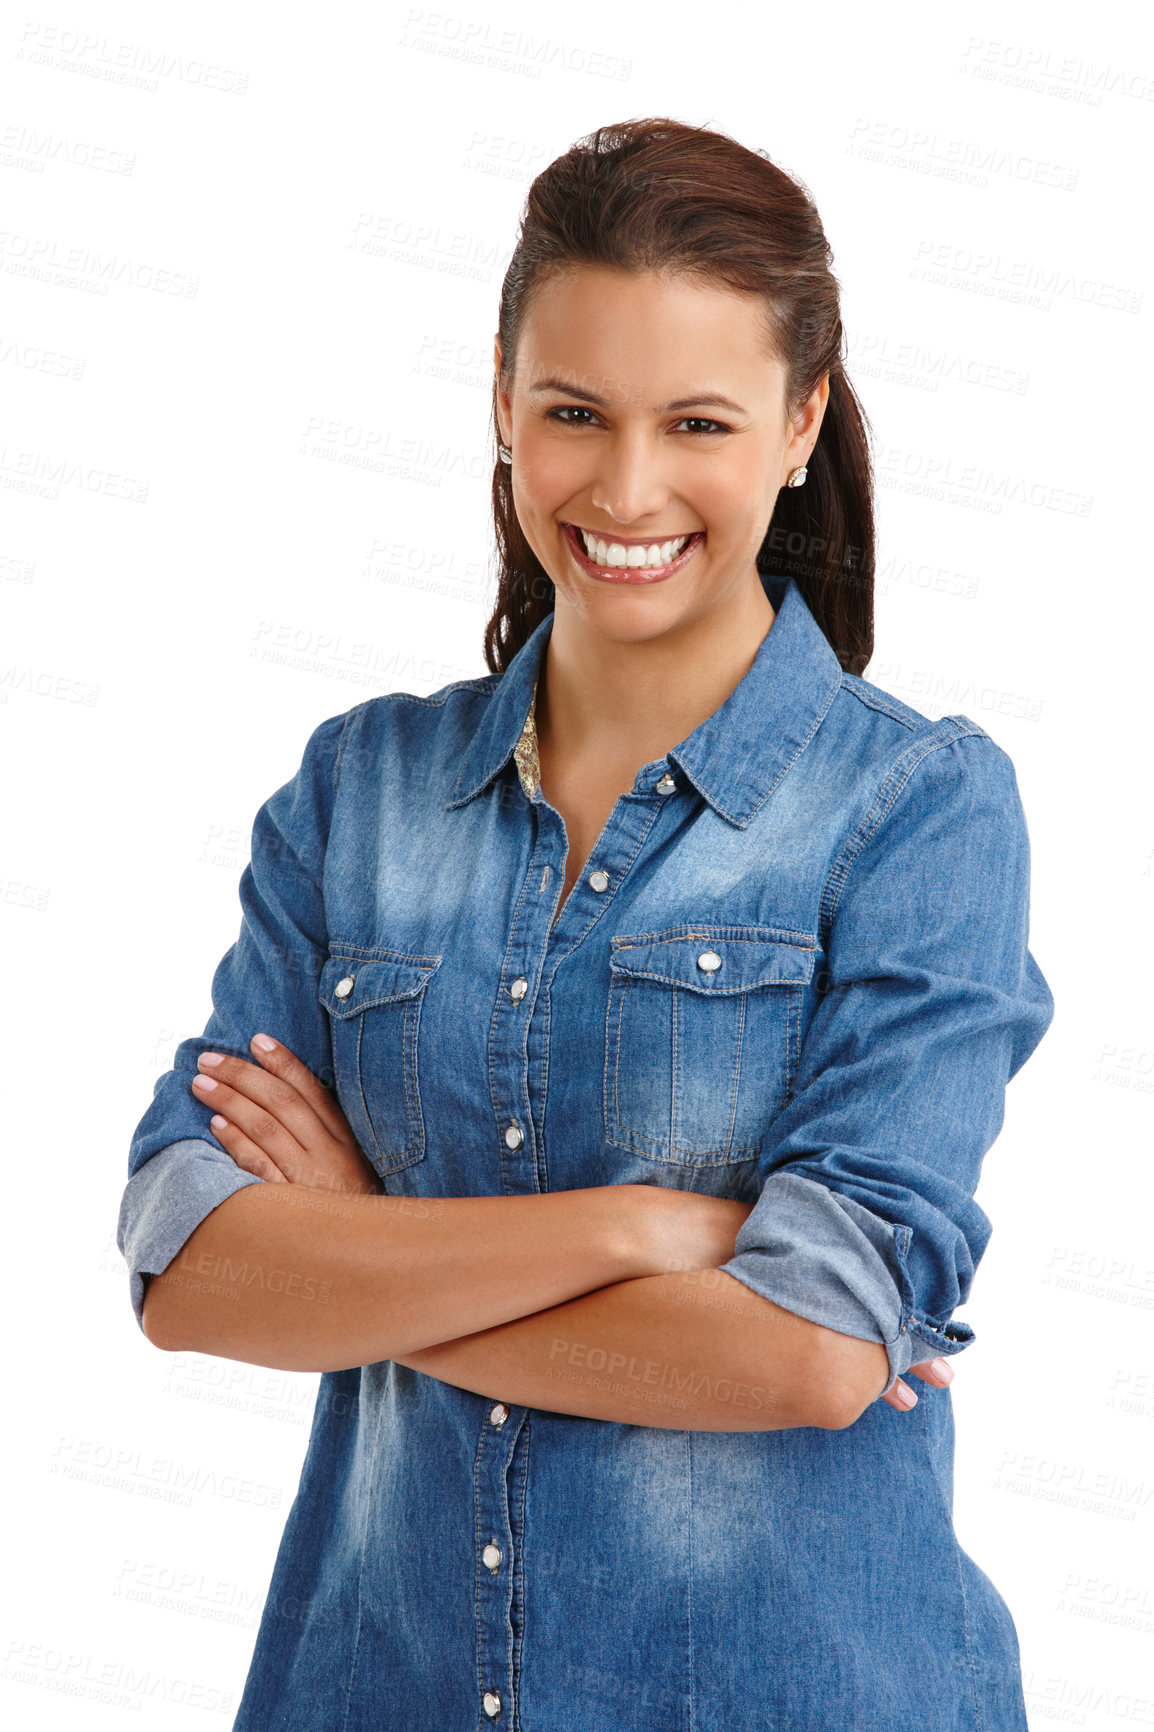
[118,572,1054,1730]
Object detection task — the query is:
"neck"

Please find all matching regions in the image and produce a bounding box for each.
[535,579,776,777]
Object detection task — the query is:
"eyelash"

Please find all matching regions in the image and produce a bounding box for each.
[545,406,730,436]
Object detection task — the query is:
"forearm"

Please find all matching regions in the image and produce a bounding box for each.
[394,1267,864,1431]
[142,1180,651,1372]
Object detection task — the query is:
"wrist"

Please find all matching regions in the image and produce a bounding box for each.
[604,1183,666,1281]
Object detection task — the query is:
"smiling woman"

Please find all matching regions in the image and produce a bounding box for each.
[118,118,1054,1731]
[497,266,824,609]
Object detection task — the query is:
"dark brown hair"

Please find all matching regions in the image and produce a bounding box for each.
[483,117,875,678]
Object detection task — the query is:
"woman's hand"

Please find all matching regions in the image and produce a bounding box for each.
[881,1357,955,1411]
[638,1187,958,1415]
[189,1033,383,1195]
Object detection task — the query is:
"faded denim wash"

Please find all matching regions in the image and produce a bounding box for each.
[118,570,1054,1730]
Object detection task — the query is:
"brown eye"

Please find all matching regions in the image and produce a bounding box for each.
[546,406,600,425]
[675,418,728,435]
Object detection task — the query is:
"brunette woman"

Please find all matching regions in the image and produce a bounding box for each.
[121,118,1054,1729]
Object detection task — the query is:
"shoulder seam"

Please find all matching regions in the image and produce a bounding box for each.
[328,676,500,793]
[358,676,499,711]
[332,704,363,795]
[820,719,988,935]
[839,677,922,729]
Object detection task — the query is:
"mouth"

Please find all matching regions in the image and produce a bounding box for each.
[561,523,705,584]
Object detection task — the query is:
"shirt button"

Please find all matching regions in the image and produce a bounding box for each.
[490,1403,508,1427]
[656,773,676,794]
[697,950,722,974]
[509,977,528,1001]
[504,1123,523,1149]
[589,869,609,892]
[482,1542,503,1571]
[334,975,355,999]
[483,1692,502,1718]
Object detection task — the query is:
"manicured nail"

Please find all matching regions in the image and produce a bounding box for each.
[252,1034,277,1052]
[210,1114,229,1131]
[199,1052,224,1067]
[192,1074,217,1091]
[931,1358,954,1383]
[895,1381,918,1408]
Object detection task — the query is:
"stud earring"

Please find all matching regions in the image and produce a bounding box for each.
[786,464,808,488]
[498,444,512,465]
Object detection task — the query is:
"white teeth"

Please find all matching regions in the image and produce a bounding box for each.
[577,529,693,569]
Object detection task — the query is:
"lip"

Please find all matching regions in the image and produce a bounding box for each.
[561,523,705,585]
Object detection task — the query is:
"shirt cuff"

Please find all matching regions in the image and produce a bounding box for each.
[116,1138,265,1333]
[717,1171,954,1398]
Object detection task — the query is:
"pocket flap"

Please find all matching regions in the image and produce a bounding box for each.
[319,951,441,1018]
[609,928,815,994]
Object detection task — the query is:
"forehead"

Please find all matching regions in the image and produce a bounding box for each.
[514,265,781,405]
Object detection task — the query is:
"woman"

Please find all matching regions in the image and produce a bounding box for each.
[119,119,1054,1729]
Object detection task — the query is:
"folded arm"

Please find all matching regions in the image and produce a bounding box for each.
[393,1267,890,1431]
[714,728,1055,1404]
[131,1035,893,1422]
[140,1172,733,1373]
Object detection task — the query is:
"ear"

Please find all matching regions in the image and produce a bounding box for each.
[783,373,830,476]
[494,336,512,447]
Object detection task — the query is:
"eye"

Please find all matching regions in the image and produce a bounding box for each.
[545,405,601,426]
[543,406,731,436]
[674,417,729,436]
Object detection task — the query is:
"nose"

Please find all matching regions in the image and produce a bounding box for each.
[588,431,670,526]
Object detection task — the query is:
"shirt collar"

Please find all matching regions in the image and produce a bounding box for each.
[447,573,844,829]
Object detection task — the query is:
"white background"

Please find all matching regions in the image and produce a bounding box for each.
[3,1,1152,1725]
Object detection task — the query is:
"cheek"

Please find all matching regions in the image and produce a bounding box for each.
[510,470,572,581]
[698,483,759,542]
[513,440,580,515]
[708,457,778,533]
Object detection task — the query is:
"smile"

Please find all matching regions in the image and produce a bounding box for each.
[561,523,705,584]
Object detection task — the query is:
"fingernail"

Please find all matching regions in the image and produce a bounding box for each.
[199,1052,224,1067]
[252,1034,277,1052]
[210,1114,229,1131]
[930,1358,954,1383]
[192,1074,217,1091]
[895,1381,918,1408]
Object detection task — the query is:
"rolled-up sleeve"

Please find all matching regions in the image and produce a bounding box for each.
[116,707,351,1332]
[718,724,1055,1398]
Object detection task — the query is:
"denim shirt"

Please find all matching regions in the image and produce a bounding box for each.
[118,571,1054,1731]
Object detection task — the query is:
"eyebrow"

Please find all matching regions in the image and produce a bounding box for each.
[527,376,748,416]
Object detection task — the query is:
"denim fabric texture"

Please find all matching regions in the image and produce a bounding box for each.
[118,571,1054,1730]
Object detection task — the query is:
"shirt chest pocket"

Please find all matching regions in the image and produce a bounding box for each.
[318,949,442,1179]
[605,927,816,1167]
